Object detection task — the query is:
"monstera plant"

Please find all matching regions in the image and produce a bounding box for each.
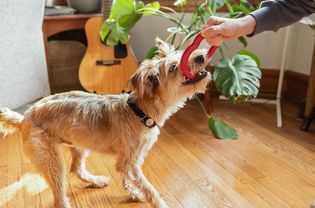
[100,0,262,139]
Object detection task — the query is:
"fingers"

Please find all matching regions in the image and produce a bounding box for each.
[201,24,225,39]
[205,16,224,27]
[204,34,226,46]
[202,16,229,46]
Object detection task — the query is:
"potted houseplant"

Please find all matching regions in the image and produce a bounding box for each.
[99,0,263,139]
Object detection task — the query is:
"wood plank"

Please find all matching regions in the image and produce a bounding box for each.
[5,134,23,208]
[160,125,288,208]
[0,165,8,208]
[173,101,315,207]
[1,99,315,207]
[155,129,255,208]
[21,164,46,208]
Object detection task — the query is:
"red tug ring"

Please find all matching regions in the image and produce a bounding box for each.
[179,33,218,79]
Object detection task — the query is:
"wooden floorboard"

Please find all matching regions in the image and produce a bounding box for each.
[1,99,315,207]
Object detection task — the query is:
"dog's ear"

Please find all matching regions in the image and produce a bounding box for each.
[128,70,144,98]
[155,37,173,58]
[128,60,160,98]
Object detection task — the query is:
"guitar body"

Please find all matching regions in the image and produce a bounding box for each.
[79,16,137,94]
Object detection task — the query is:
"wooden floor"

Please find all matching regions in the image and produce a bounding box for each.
[1,99,315,208]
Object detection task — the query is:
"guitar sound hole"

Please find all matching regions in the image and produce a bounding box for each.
[114,42,127,59]
[100,37,127,59]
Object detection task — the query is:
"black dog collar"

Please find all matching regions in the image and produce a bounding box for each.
[127,98,157,129]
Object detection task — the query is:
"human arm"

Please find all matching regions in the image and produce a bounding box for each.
[201,0,315,46]
[251,0,315,35]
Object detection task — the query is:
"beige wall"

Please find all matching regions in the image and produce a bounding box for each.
[130,14,314,75]
[0,0,50,109]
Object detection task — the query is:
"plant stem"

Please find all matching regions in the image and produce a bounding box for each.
[219,46,225,59]
[171,6,186,45]
[140,8,183,28]
[194,0,205,24]
[160,6,181,19]
[196,96,211,119]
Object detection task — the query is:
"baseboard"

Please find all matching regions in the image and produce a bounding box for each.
[210,69,309,104]
[259,69,309,103]
[283,70,309,103]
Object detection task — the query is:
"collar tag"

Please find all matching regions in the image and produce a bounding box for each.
[127,98,157,129]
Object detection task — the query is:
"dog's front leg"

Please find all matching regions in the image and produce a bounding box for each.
[121,171,146,202]
[116,153,146,202]
[116,143,169,208]
[131,166,169,208]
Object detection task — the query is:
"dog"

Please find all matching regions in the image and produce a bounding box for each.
[0,38,211,208]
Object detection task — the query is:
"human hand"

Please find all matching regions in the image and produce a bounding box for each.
[201,15,256,46]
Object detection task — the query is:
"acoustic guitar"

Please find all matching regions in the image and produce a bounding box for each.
[79,0,138,94]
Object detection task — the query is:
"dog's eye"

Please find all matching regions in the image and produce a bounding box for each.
[169,65,177,72]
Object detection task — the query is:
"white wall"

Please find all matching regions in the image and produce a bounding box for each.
[130,14,314,75]
[0,0,50,109]
[286,22,315,74]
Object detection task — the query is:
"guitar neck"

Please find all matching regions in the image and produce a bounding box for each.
[102,0,112,20]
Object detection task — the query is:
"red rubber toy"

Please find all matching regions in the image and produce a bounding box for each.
[179,33,218,79]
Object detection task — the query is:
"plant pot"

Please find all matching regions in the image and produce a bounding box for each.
[67,0,101,13]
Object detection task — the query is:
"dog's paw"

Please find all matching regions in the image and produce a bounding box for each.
[55,197,71,208]
[91,176,110,188]
[154,199,169,208]
[123,180,146,202]
[130,191,146,203]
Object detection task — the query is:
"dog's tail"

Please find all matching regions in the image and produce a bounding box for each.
[0,107,23,136]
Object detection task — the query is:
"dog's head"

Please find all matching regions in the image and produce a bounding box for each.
[128,37,211,102]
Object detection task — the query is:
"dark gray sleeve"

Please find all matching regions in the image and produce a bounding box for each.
[249,0,315,35]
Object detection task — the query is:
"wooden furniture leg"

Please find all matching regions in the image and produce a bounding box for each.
[204,86,213,113]
[301,42,315,131]
[203,66,214,113]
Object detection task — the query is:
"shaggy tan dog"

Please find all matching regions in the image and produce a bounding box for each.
[0,38,211,208]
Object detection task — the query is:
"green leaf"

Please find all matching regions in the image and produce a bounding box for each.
[100,20,128,46]
[239,0,254,13]
[213,54,262,101]
[146,46,158,59]
[229,11,244,18]
[299,17,315,31]
[231,4,242,12]
[208,116,237,139]
[238,49,261,67]
[139,2,160,16]
[225,1,234,14]
[174,0,187,7]
[100,0,159,46]
[212,0,226,11]
[228,94,247,103]
[100,19,116,42]
[109,0,134,19]
[167,26,184,33]
[117,13,142,30]
[238,36,247,48]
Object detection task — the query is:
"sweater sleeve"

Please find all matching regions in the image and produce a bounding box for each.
[249,0,315,36]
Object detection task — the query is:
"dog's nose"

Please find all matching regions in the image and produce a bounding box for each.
[194,55,204,64]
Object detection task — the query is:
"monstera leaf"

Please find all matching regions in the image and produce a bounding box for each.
[213,54,261,103]
[208,116,237,140]
[100,0,160,46]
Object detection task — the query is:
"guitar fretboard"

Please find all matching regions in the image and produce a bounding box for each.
[102,0,112,20]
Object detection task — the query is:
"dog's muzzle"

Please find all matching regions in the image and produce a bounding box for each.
[181,71,208,85]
